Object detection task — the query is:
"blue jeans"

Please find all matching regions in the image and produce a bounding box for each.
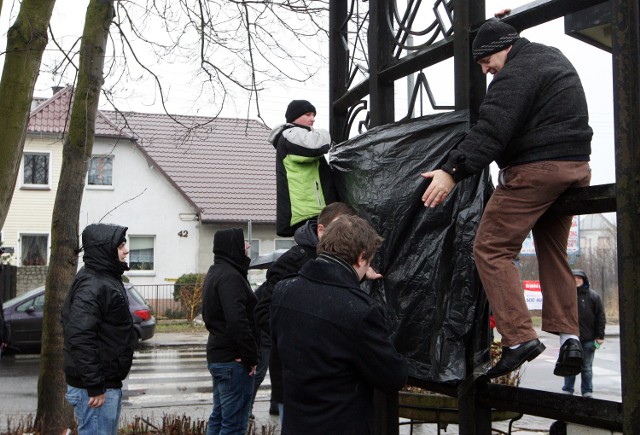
[563,340,596,395]
[64,385,122,435]
[207,361,254,435]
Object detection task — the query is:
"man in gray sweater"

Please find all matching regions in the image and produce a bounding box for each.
[421,19,592,379]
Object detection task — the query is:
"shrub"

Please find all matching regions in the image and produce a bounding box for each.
[163,308,187,319]
[173,273,204,301]
[173,273,205,321]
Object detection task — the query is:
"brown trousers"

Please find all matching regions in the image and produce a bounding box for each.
[474,160,591,346]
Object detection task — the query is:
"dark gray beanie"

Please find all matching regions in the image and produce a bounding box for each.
[472,19,520,62]
[285,100,316,123]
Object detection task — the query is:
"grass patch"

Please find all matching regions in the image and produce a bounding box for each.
[531,316,542,328]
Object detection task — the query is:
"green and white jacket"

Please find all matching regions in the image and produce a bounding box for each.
[269,123,337,237]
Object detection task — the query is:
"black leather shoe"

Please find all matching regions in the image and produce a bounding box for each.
[269,402,280,416]
[554,338,583,377]
[487,338,546,378]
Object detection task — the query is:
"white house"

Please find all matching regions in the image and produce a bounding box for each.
[2,86,288,298]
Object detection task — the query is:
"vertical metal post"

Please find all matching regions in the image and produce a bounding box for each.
[369,2,395,428]
[611,0,640,432]
[368,0,395,127]
[454,0,486,115]
[329,0,349,143]
[453,2,492,433]
[406,35,415,119]
[374,389,399,435]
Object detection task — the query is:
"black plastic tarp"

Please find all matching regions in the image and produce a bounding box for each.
[330,111,492,382]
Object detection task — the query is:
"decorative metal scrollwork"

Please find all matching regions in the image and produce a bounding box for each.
[403,71,455,120]
[343,100,369,139]
[390,0,454,58]
[337,0,456,138]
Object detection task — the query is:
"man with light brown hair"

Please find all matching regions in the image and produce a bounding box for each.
[270,215,407,434]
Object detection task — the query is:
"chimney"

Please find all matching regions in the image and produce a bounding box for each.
[52,86,64,95]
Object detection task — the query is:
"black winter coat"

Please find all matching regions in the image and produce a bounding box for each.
[61,224,136,397]
[271,254,408,435]
[577,286,606,342]
[254,220,318,402]
[442,38,592,181]
[202,228,258,368]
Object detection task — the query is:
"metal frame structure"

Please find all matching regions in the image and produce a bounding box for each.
[329,1,639,433]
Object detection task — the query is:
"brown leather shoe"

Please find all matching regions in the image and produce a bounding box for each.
[487,339,546,378]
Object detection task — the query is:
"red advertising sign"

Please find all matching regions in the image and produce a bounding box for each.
[523,280,542,309]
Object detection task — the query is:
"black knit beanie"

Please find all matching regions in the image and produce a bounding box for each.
[472,19,520,62]
[285,100,316,123]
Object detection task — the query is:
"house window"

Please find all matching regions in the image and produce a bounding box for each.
[22,152,50,188]
[20,234,48,266]
[129,236,155,271]
[275,239,295,250]
[88,155,114,186]
[246,239,260,260]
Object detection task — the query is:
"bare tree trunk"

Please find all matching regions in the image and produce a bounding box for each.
[0,0,56,232]
[36,0,115,431]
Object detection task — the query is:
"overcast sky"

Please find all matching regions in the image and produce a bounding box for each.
[0,0,616,186]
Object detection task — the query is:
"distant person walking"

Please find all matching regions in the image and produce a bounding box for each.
[202,228,258,435]
[61,223,137,435]
[270,215,407,434]
[562,269,606,397]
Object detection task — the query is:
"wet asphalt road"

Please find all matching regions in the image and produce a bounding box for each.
[0,326,622,434]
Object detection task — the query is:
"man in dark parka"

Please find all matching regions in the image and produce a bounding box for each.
[202,228,258,435]
[270,215,407,434]
[62,223,136,435]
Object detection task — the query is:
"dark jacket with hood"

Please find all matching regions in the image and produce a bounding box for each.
[442,38,593,181]
[271,254,408,435]
[269,123,338,236]
[202,228,258,369]
[253,219,319,402]
[61,223,136,397]
[573,269,606,341]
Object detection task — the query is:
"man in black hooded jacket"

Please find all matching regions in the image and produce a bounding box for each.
[562,269,606,398]
[202,228,258,435]
[62,223,136,435]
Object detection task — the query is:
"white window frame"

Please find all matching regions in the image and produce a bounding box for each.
[246,239,260,260]
[275,238,296,251]
[86,154,114,189]
[127,235,156,276]
[20,151,52,190]
[18,232,49,266]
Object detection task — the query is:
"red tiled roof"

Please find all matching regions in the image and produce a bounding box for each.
[27,87,277,224]
[28,86,129,138]
[104,111,276,223]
